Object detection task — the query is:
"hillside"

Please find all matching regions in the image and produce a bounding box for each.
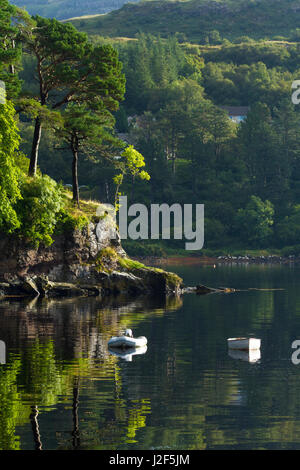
[68,0,300,42]
[11,0,140,20]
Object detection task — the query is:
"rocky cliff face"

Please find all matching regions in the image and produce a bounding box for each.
[0,218,182,298]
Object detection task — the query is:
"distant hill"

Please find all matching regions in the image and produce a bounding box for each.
[11,0,141,20]
[67,0,300,42]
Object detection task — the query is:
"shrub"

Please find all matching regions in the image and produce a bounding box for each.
[281,245,300,256]
[122,240,166,257]
[0,101,22,234]
[276,206,300,246]
[16,175,64,247]
[54,210,88,234]
[235,196,274,246]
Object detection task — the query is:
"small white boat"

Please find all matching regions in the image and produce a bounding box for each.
[108,329,147,349]
[108,345,148,361]
[228,348,261,363]
[227,337,261,350]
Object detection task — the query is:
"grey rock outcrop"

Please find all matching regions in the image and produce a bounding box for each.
[0,218,182,298]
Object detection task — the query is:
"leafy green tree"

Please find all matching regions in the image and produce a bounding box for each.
[119,34,193,114]
[0,100,22,233]
[272,99,300,213]
[235,195,274,246]
[157,79,205,175]
[21,16,88,176]
[57,103,121,207]
[0,0,22,99]
[113,145,150,207]
[201,105,237,162]
[22,16,125,177]
[15,174,64,247]
[180,101,237,197]
[276,205,300,246]
[238,103,275,196]
[119,33,154,113]
[207,30,222,45]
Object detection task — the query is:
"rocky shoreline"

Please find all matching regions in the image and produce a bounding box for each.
[215,254,299,264]
[0,276,236,299]
[0,271,181,299]
[0,218,182,300]
[137,254,300,266]
[2,214,294,301]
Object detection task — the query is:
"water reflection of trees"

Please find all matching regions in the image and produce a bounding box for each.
[1,283,300,449]
[0,294,182,450]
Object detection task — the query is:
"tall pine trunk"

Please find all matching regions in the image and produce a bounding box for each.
[29,84,46,177]
[71,135,80,208]
[29,116,42,177]
[9,40,15,75]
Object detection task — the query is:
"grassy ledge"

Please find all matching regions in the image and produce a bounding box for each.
[95,247,183,290]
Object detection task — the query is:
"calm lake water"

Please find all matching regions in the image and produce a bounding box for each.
[1,262,300,450]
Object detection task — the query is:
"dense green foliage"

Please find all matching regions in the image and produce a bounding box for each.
[0,101,22,233]
[103,34,300,252]
[15,175,64,246]
[20,15,126,177]
[0,0,23,98]
[0,99,67,246]
[16,28,300,252]
[0,3,127,246]
[11,0,140,20]
[69,0,300,43]
[235,196,274,246]
[1,0,300,252]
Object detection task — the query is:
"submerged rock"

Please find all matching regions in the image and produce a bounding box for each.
[196,284,216,294]
[196,284,235,294]
[181,284,235,295]
[21,279,40,296]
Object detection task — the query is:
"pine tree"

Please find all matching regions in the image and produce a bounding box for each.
[21,16,125,177]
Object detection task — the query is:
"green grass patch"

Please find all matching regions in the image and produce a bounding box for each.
[118,255,182,285]
[94,246,118,272]
[55,189,102,234]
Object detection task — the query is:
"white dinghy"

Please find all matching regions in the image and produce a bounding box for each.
[228,348,261,363]
[108,329,147,349]
[227,337,261,351]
